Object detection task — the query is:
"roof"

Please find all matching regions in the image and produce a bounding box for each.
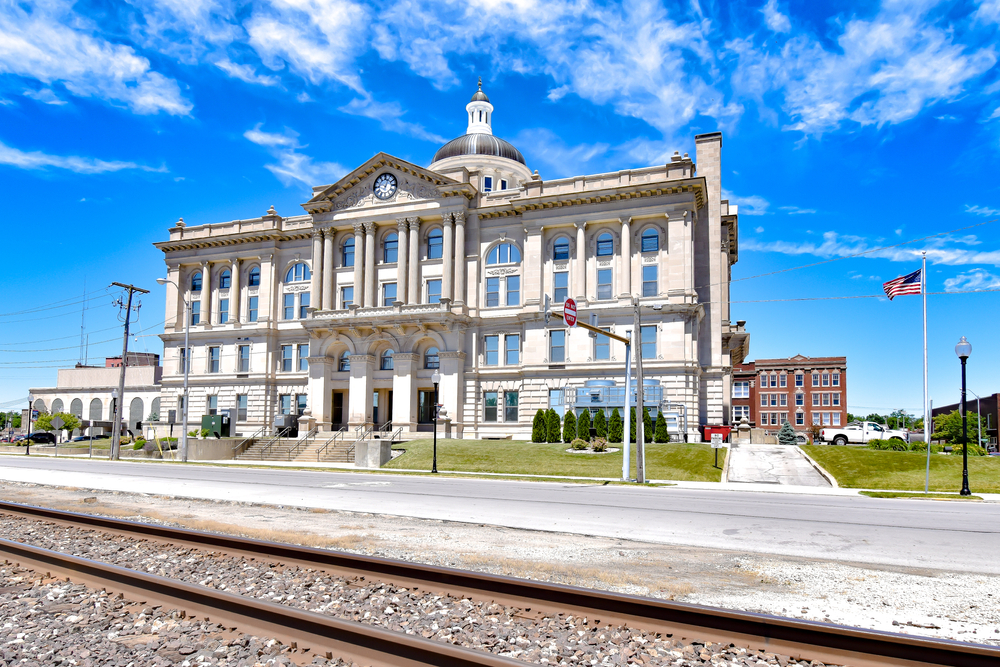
[432,133,526,165]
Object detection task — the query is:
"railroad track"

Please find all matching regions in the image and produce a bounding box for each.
[0,499,997,667]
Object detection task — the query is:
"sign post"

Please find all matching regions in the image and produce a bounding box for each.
[563,298,577,327]
[711,432,723,468]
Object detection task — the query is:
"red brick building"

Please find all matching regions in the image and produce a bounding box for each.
[732,355,847,432]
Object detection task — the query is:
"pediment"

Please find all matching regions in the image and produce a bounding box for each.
[303,153,462,214]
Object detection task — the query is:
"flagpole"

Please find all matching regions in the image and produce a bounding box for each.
[923,252,930,494]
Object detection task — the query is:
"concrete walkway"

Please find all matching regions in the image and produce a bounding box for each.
[726,444,831,486]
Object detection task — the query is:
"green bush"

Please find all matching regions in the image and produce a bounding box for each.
[950,443,987,457]
[867,439,888,450]
[643,407,653,443]
[546,409,561,443]
[654,411,670,443]
[608,408,623,443]
[592,437,608,452]
[908,441,943,453]
[594,410,608,440]
[629,407,637,443]
[577,410,592,441]
[887,437,908,451]
[132,438,146,451]
[777,421,797,447]
[570,438,589,450]
[562,410,577,443]
[532,410,546,443]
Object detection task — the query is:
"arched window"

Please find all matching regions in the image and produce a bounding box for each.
[383,232,398,263]
[339,351,351,372]
[191,272,203,292]
[89,399,102,421]
[33,399,45,413]
[70,398,83,418]
[150,397,160,420]
[425,347,440,369]
[248,266,261,287]
[487,243,521,265]
[427,229,443,259]
[553,237,570,261]
[596,233,614,257]
[285,263,311,283]
[219,269,231,289]
[342,237,355,267]
[129,398,144,428]
[381,349,395,370]
[641,228,659,253]
[51,398,64,414]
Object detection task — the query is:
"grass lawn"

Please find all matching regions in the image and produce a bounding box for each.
[802,445,1000,493]
[386,438,725,482]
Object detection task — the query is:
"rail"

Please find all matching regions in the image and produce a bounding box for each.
[232,424,268,456]
[348,424,373,459]
[315,427,347,461]
[285,426,318,460]
[257,430,285,460]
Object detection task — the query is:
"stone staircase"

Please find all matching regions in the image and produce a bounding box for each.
[235,429,406,464]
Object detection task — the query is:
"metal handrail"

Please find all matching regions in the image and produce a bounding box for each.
[258,430,285,460]
[316,427,347,461]
[348,424,373,458]
[383,426,403,443]
[233,425,267,456]
[286,426,318,460]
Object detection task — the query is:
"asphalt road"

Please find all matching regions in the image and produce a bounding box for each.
[1,456,998,575]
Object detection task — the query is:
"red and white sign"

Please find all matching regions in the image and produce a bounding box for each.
[563,298,577,327]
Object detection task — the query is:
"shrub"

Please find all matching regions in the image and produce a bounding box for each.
[119,435,132,445]
[132,438,146,450]
[592,437,608,452]
[643,407,653,442]
[654,412,670,443]
[577,410,592,441]
[887,437,908,451]
[777,421,797,446]
[909,441,943,453]
[867,439,888,450]
[188,430,200,437]
[532,410,547,443]
[951,443,987,457]
[200,428,210,438]
[594,410,608,440]
[629,407,637,443]
[562,410,577,443]
[546,409,561,443]
[608,409,623,443]
[570,438,589,450]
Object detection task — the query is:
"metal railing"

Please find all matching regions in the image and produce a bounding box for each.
[232,425,268,457]
[315,427,347,461]
[348,424,373,459]
[285,426,318,460]
[257,429,287,460]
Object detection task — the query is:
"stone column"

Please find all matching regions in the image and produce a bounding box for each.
[352,222,365,308]
[441,213,454,301]
[230,258,241,323]
[200,261,211,327]
[310,230,323,313]
[363,222,376,308]
[453,211,466,306]
[438,351,466,439]
[307,353,331,431]
[396,218,409,305]
[407,217,420,304]
[258,253,274,324]
[391,353,419,435]
[620,216,632,298]
[347,355,375,427]
[167,263,183,332]
[322,230,335,310]
[574,222,586,303]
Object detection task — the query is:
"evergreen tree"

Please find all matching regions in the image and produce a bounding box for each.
[546,409,562,443]
[629,407,637,442]
[594,410,608,440]
[608,409,623,443]
[643,407,653,442]
[577,410,592,441]
[654,411,669,443]
[777,421,798,446]
[563,410,577,443]
[532,409,546,443]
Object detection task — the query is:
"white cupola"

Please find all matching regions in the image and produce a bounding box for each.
[466,77,494,135]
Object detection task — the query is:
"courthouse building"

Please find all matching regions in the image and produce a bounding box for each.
[155,84,748,441]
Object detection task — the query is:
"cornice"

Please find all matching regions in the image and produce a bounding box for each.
[154,230,311,254]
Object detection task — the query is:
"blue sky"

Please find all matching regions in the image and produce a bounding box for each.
[1,0,999,419]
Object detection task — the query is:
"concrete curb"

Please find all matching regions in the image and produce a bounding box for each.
[796,446,839,488]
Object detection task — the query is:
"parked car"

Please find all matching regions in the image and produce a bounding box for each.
[820,421,908,445]
[71,435,104,442]
[24,432,57,445]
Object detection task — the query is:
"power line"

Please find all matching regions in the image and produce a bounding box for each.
[732,288,1000,304]
[0,289,119,319]
[0,320,166,353]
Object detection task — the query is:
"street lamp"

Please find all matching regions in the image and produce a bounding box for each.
[25,393,33,455]
[955,336,972,496]
[157,277,191,463]
[431,371,441,474]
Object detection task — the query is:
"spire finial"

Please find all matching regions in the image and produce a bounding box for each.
[478,76,482,90]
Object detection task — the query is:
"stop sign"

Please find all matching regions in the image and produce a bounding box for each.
[563,298,577,327]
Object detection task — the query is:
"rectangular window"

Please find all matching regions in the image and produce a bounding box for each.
[641,232,658,253]
[553,272,568,303]
[795,412,804,426]
[597,269,613,300]
[505,334,520,365]
[732,382,749,399]
[341,286,353,309]
[641,325,655,359]
[207,395,218,416]
[771,413,779,426]
[382,283,397,306]
[427,279,441,304]
[823,412,832,426]
[190,301,200,326]
[732,405,750,422]
[549,388,566,416]
[296,394,307,416]
[484,391,498,422]
[483,176,493,192]
[812,373,820,387]
[283,293,294,320]
[219,299,229,324]
[505,391,518,422]
[238,345,250,373]
[595,327,610,360]
[299,292,310,319]
[486,277,500,307]
[642,265,657,297]
[248,296,258,322]
[506,275,520,306]
[770,375,778,388]
[795,373,803,387]
[795,393,804,406]
[779,374,787,388]
[822,373,830,387]
[761,393,768,407]
[812,394,820,407]
[484,335,498,365]
[500,178,508,190]
[179,347,190,374]
[298,344,309,372]
[833,412,841,426]
[832,373,840,387]
[822,393,830,407]
[550,330,565,363]
[812,412,820,425]
[208,346,220,373]
[279,395,291,415]
[770,394,778,407]
[779,412,787,425]
[832,393,840,406]
[236,394,248,422]
[779,394,787,407]
[280,345,293,372]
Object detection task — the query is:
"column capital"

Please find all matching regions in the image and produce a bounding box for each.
[620,216,632,226]
[408,217,420,231]
[441,212,454,225]
[201,260,210,268]
[453,210,466,226]
[575,221,587,230]
[363,221,377,234]
[396,217,409,231]
[311,229,323,239]
[353,221,366,234]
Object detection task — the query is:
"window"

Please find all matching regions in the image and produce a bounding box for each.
[381,349,394,370]
[506,275,520,306]
[641,325,655,359]
[595,327,610,360]
[812,413,820,425]
[486,278,500,307]
[642,265,657,297]
[279,395,291,415]
[207,395,218,415]
[179,347,190,374]
[770,375,778,388]
[299,292,310,319]
[248,296,258,322]
[427,279,441,304]
[428,229,443,259]
[832,393,840,406]
[483,176,493,192]
[296,394,307,416]
[484,391,498,422]
[812,394,820,407]
[832,412,841,426]
[484,335,498,365]
[779,374,787,388]
[761,393,768,407]
[341,286,354,309]
[795,373,803,387]
[208,346,220,373]
[285,263,311,282]
[549,388,566,416]
[383,232,398,263]
[505,390,518,422]
[822,393,830,407]
[219,270,231,289]
[771,413,779,426]
[597,269,612,300]
[770,394,778,407]
[812,373,820,387]
[795,393,804,406]
[822,373,830,387]
[238,345,250,373]
[219,298,229,324]
[382,283,397,306]
[339,351,351,372]
[553,238,570,261]
[425,347,439,369]
[283,294,294,320]
[190,302,200,326]
[779,412,788,425]
[342,237,354,267]
[505,334,520,365]
[779,394,787,407]
[248,267,260,287]
[553,272,569,303]
[550,330,565,362]
[298,344,309,372]
[596,233,614,257]
[280,345,293,372]
[237,395,248,421]
[832,373,840,387]
[823,412,832,426]
[641,228,659,253]
[500,178,508,190]
[733,382,750,399]
[733,405,750,422]
[191,272,202,292]
[796,412,804,426]
[487,243,521,264]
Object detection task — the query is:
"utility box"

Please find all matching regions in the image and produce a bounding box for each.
[701,424,732,443]
[273,414,297,438]
[200,414,230,438]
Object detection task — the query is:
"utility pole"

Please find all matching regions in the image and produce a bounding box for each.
[109,282,149,460]
[633,300,646,484]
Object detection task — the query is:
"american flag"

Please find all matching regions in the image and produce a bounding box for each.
[883,268,922,300]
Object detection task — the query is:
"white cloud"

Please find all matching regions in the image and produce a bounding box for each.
[510,128,609,178]
[965,204,1000,216]
[215,59,280,86]
[0,140,167,174]
[779,205,817,215]
[944,269,1000,291]
[761,0,791,33]
[975,0,1000,25]
[339,96,447,143]
[244,124,346,189]
[23,88,66,105]
[754,226,764,233]
[723,189,769,216]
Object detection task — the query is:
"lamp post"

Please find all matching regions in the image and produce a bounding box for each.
[25,393,33,455]
[431,371,441,474]
[955,336,972,496]
[157,278,191,463]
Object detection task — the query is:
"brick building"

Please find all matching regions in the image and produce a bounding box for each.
[732,355,847,432]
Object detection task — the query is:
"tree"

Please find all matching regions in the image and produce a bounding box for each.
[532,409,546,443]
[643,407,653,442]
[629,407,637,442]
[546,409,562,443]
[594,410,608,440]
[777,421,798,446]
[608,408,623,443]
[577,410,592,441]
[932,410,984,445]
[35,412,81,437]
[33,413,55,432]
[0,411,21,430]
[562,410,577,443]
[888,409,912,430]
[864,413,886,425]
[846,413,857,424]
[654,411,669,443]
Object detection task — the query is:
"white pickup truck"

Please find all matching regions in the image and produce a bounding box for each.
[820,421,909,445]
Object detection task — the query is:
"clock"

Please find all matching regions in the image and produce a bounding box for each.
[373,173,397,200]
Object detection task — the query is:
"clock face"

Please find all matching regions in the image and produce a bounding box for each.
[373,173,397,200]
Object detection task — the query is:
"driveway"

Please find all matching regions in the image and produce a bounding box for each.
[726,444,831,486]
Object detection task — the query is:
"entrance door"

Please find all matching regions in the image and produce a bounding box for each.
[385,391,393,429]
[332,392,344,425]
[372,391,378,425]
[418,390,435,423]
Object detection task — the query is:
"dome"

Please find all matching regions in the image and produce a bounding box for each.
[471,77,490,102]
[433,133,526,165]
